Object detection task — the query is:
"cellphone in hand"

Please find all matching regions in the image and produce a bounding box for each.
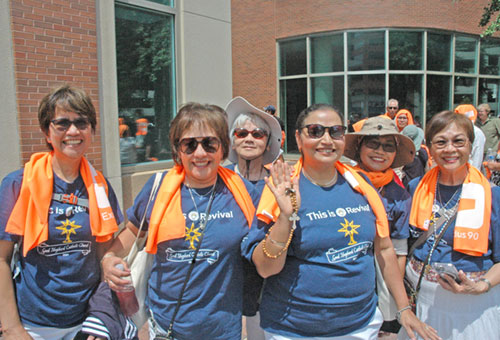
[432,262,462,284]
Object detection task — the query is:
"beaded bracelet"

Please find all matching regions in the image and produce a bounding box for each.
[262,187,300,259]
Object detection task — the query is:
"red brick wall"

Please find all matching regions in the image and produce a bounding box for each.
[10,0,102,169]
[231,0,494,114]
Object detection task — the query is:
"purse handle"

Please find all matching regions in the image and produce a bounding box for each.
[125,172,163,265]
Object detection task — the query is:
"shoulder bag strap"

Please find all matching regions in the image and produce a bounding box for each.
[126,172,163,265]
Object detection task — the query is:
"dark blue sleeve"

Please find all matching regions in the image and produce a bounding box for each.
[490,186,500,263]
[241,218,270,264]
[104,178,124,226]
[384,182,411,240]
[126,173,165,231]
[0,169,24,242]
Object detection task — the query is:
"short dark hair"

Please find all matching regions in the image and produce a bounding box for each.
[170,102,229,165]
[296,103,344,131]
[425,110,474,147]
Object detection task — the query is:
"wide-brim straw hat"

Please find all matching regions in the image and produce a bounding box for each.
[344,116,415,168]
[225,96,282,164]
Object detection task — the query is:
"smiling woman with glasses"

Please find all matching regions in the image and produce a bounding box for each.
[101,102,274,339]
[241,104,438,340]
[402,110,500,339]
[344,116,416,337]
[0,85,123,340]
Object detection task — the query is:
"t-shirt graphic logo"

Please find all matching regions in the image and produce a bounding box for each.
[338,218,360,245]
[185,222,202,249]
[55,219,82,243]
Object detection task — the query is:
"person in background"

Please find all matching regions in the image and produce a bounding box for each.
[344,117,415,338]
[226,97,282,340]
[353,99,399,132]
[101,102,265,339]
[0,85,123,340]
[402,110,500,339]
[264,105,276,116]
[454,104,485,170]
[119,125,138,165]
[394,109,414,132]
[242,103,439,340]
[475,103,500,159]
[401,125,429,188]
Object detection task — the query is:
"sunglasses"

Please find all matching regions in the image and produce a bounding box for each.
[301,124,346,140]
[178,137,221,154]
[388,106,398,110]
[362,139,397,153]
[233,128,268,139]
[50,118,90,132]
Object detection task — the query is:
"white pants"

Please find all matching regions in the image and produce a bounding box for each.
[24,323,81,340]
[246,312,265,340]
[264,308,383,340]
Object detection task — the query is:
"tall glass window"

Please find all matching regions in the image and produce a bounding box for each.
[348,31,384,71]
[279,39,306,76]
[455,36,477,74]
[427,33,451,72]
[311,76,344,110]
[348,74,385,119]
[389,74,423,120]
[115,3,176,165]
[454,76,476,107]
[389,31,423,70]
[427,75,451,119]
[480,38,500,75]
[279,78,307,152]
[311,34,343,73]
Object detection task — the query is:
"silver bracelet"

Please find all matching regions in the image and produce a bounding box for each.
[396,305,412,324]
[267,235,287,247]
[479,278,492,293]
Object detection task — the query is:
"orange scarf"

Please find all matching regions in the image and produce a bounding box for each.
[409,165,491,256]
[146,165,255,254]
[394,110,414,131]
[256,158,389,238]
[354,166,394,189]
[6,152,119,256]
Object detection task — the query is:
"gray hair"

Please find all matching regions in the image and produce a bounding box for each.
[230,112,271,144]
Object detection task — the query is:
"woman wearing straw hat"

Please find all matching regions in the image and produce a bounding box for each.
[344,116,416,338]
[241,104,439,340]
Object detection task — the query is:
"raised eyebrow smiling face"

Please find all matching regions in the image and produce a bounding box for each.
[430,123,471,174]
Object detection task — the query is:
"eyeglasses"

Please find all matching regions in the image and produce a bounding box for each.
[363,139,397,153]
[233,128,268,139]
[430,138,468,149]
[50,118,90,132]
[388,106,398,110]
[301,124,346,140]
[178,137,221,154]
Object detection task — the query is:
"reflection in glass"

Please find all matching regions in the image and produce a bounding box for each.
[348,74,385,122]
[454,76,476,107]
[279,39,307,76]
[427,33,451,72]
[279,78,307,153]
[480,39,500,75]
[311,76,344,111]
[115,4,176,165]
[311,34,344,73]
[427,75,451,120]
[148,0,174,6]
[479,78,500,115]
[455,36,477,74]
[348,31,384,71]
[389,31,423,70]
[389,75,423,122]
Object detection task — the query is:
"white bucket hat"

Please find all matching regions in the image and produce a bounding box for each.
[225,97,282,165]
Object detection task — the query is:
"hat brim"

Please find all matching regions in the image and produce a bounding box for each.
[225,97,282,164]
[344,132,416,168]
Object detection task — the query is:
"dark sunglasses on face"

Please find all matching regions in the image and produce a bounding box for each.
[233,128,268,139]
[301,124,346,140]
[388,106,398,110]
[178,137,221,154]
[363,138,397,153]
[50,117,90,132]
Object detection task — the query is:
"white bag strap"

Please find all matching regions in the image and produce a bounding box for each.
[126,172,163,265]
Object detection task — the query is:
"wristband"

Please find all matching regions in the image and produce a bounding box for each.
[100,252,115,264]
[479,278,492,293]
[396,305,412,324]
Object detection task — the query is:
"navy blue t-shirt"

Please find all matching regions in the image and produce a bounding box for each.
[0,169,123,327]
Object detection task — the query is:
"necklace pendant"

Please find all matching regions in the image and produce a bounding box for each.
[188,211,199,222]
[432,204,440,213]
